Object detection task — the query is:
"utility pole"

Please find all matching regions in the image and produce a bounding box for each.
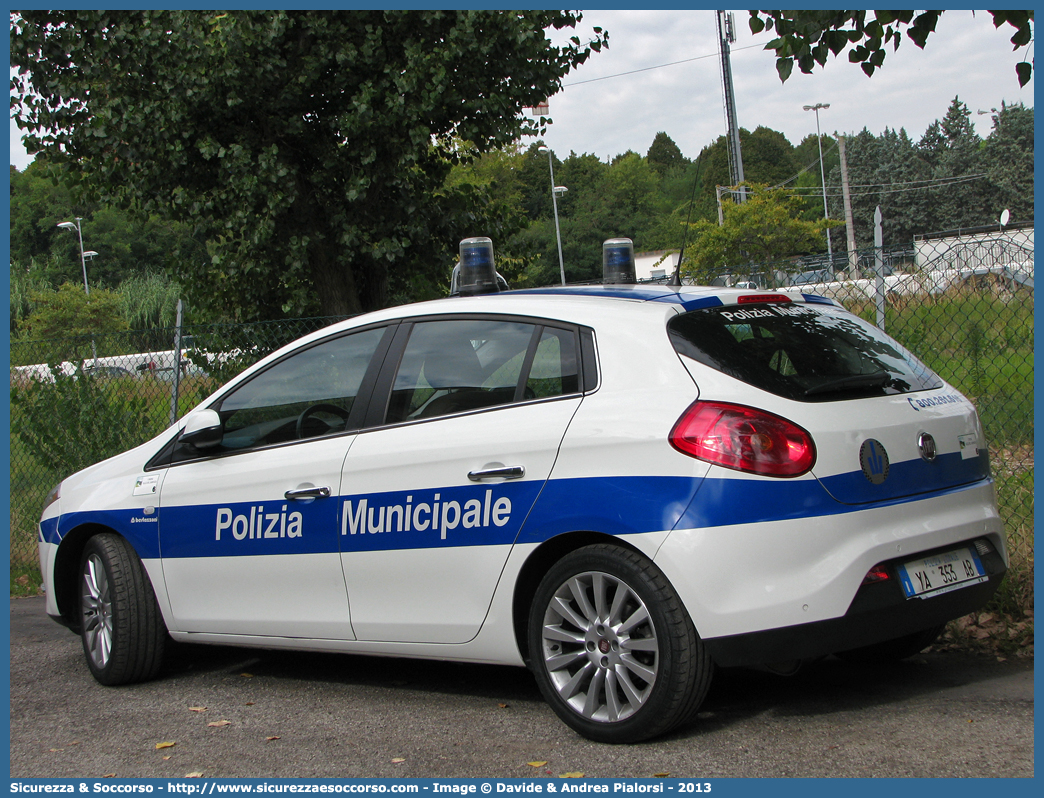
[838,136,859,273]
[874,207,885,330]
[717,10,746,203]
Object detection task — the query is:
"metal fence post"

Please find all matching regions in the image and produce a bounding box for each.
[873,206,885,330]
[168,299,184,428]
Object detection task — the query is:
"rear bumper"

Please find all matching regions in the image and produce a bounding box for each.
[703,537,1006,667]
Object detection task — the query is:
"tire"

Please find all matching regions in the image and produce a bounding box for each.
[79,533,168,685]
[835,624,945,664]
[528,544,712,743]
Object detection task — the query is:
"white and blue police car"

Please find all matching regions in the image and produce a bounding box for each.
[38,238,1006,743]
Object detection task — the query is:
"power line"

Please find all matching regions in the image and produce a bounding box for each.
[729,173,990,201]
[562,43,762,87]
[770,139,840,189]
[792,174,989,197]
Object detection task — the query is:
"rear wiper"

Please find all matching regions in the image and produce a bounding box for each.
[804,371,891,397]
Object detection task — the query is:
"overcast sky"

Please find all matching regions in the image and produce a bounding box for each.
[9,9,1034,170]
[525,9,1033,162]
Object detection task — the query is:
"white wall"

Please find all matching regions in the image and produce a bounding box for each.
[634,250,680,282]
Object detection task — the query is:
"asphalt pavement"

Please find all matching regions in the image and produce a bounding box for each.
[9,596,1034,779]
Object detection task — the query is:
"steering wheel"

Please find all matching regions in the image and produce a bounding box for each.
[295,403,351,439]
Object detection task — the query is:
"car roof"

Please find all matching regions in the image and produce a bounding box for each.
[365,284,836,320]
[504,283,833,308]
[294,284,840,346]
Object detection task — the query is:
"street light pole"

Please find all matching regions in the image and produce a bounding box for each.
[57,217,91,297]
[803,103,833,270]
[539,146,567,285]
[58,216,99,367]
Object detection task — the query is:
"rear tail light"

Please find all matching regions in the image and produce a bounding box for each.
[669,401,816,477]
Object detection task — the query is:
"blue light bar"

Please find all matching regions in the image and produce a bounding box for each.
[603,238,636,284]
[456,237,500,296]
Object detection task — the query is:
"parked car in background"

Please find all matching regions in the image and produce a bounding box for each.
[80,365,134,380]
[907,259,1035,295]
[782,266,913,303]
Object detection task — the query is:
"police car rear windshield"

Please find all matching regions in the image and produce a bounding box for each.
[668,303,942,402]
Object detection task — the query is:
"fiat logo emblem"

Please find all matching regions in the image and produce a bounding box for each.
[918,432,938,462]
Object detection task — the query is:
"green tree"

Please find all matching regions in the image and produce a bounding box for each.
[10,161,208,290]
[8,163,76,277]
[681,186,829,282]
[22,283,129,340]
[741,127,804,188]
[874,127,933,245]
[749,10,1033,87]
[646,132,688,176]
[933,98,987,229]
[11,10,607,320]
[691,127,804,221]
[982,103,1034,223]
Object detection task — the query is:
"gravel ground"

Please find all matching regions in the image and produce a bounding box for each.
[9,596,1034,780]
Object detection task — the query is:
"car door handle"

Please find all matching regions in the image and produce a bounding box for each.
[284,486,332,500]
[467,465,526,482]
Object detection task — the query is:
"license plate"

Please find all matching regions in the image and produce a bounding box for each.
[897,547,987,599]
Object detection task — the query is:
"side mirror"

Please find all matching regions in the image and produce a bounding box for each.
[179,408,223,449]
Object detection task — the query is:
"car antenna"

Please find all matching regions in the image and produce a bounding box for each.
[668,148,705,287]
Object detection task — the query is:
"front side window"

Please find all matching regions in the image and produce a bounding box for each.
[669,303,942,401]
[384,318,579,424]
[209,326,386,452]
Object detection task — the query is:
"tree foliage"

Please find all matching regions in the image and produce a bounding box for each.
[646,132,688,176]
[12,99,1033,306]
[22,282,129,340]
[10,162,207,290]
[749,10,1034,87]
[825,100,1033,249]
[11,10,607,320]
[680,186,830,282]
[981,103,1035,223]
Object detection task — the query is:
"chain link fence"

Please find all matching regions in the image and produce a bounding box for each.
[10,229,1033,598]
[10,316,352,578]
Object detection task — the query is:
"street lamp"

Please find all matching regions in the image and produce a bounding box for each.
[539,146,567,285]
[58,217,99,367]
[803,103,833,270]
[57,217,93,297]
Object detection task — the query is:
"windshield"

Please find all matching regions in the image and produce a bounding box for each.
[668,303,942,402]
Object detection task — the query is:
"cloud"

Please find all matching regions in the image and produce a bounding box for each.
[530,9,1033,162]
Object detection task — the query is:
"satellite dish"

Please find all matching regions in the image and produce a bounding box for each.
[1000,209,1011,227]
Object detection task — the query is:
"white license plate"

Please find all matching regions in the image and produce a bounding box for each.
[897,547,987,599]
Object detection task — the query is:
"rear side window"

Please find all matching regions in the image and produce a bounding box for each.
[668,303,942,402]
[383,318,580,424]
